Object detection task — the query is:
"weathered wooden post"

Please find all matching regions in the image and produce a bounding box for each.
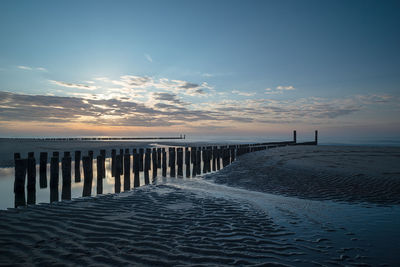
[124,152,131,191]
[74,151,81,182]
[191,147,197,177]
[202,148,207,174]
[162,148,167,177]
[50,156,59,202]
[315,130,318,145]
[26,152,36,205]
[144,150,150,184]
[207,148,212,172]
[293,130,297,143]
[169,147,176,177]
[177,148,183,177]
[119,149,124,175]
[97,155,103,195]
[185,148,190,178]
[61,155,72,200]
[146,148,152,171]
[216,147,221,170]
[39,152,47,188]
[133,152,140,187]
[114,155,121,193]
[100,149,106,178]
[139,148,144,171]
[152,149,157,180]
[111,149,116,177]
[82,156,93,197]
[157,148,161,169]
[212,147,216,172]
[14,159,27,207]
[196,149,201,175]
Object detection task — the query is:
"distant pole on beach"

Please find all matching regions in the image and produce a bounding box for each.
[293,130,297,143]
[315,130,318,145]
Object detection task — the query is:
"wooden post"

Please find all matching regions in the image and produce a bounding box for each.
[124,152,131,191]
[157,148,162,169]
[74,151,81,182]
[82,156,93,197]
[111,149,116,177]
[216,147,221,170]
[26,152,36,205]
[196,149,201,175]
[212,147,216,171]
[162,149,167,177]
[14,153,20,161]
[146,148,152,171]
[177,148,183,177]
[202,148,207,174]
[152,149,157,181]
[293,130,297,143]
[139,148,144,171]
[191,147,196,177]
[119,149,123,175]
[144,150,150,184]
[100,149,106,178]
[115,155,121,193]
[50,156,59,202]
[185,148,190,178]
[39,152,47,188]
[61,155,72,200]
[315,130,318,145]
[169,148,176,177]
[97,155,103,195]
[14,159,27,207]
[133,153,140,187]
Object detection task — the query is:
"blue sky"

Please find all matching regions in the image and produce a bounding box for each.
[0,0,399,140]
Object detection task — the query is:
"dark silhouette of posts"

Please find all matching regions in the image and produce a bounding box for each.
[216,147,221,170]
[196,149,201,175]
[100,149,106,178]
[185,148,190,178]
[61,155,71,200]
[162,148,167,177]
[119,149,123,175]
[39,152,47,188]
[152,149,157,180]
[115,155,121,193]
[74,151,81,182]
[315,130,318,145]
[50,156,59,202]
[82,156,93,197]
[293,130,297,143]
[202,148,207,174]
[14,159,27,207]
[157,148,161,169]
[212,147,216,172]
[111,149,116,177]
[97,155,103,195]
[139,148,144,171]
[169,148,176,177]
[133,152,140,187]
[191,147,197,177]
[144,150,150,184]
[124,152,131,191]
[27,152,36,205]
[177,148,183,177]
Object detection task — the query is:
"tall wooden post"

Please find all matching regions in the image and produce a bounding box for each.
[82,156,93,197]
[216,147,221,170]
[111,149,116,177]
[119,149,124,175]
[39,152,47,188]
[196,149,201,175]
[185,148,190,178]
[115,155,121,193]
[100,149,106,178]
[157,148,161,169]
[315,130,318,145]
[27,152,36,205]
[14,159,27,208]
[61,155,72,200]
[97,155,103,195]
[144,151,150,184]
[162,149,167,177]
[212,147,216,172]
[124,152,131,191]
[133,153,140,187]
[50,156,59,202]
[139,148,144,171]
[74,151,81,182]
[169,148,176,177]
[177,148,183,177]
[293,130,297,143]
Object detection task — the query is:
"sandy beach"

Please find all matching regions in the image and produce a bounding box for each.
[1,145,399,266]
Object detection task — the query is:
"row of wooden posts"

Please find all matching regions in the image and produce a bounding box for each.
[13,130,318,208]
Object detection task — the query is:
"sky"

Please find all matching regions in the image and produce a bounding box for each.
[0,0,399,141]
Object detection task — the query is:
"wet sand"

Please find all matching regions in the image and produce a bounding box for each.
[1,145,399,266]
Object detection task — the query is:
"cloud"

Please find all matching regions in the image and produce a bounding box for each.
[144,53,153,63]
[232,90,256,97]
[49,80,98,90]
[17,65,32,70]
[276,85,295,90]
[36,67,47,72]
